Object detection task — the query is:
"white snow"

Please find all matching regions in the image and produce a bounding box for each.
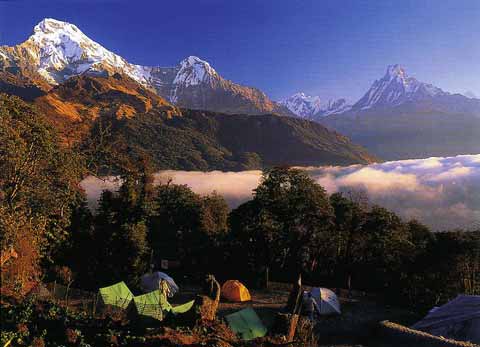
[280,92,351,118]
[280,92,323,117]
[170,56,218,102]
[173,56,217,87]
[15,18,153,85]
[1,18,223,106]
[354,64,447,110]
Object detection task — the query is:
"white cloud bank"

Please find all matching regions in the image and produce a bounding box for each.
[81,154,480,231]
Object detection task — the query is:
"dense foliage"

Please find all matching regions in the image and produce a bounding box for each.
[0,94,84,296]
[86,108,374,173]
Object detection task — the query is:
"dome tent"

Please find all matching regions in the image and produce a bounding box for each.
[221,280,251,302]
[140,271,179,297]
[412,295,480,344]
[307,287,341,315]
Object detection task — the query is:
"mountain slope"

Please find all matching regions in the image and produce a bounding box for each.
[0,18,293,117]
[108,109,376,170]
[4,72,376,170]
[33,74,180,146]
[352,64,446,110]
[150,56,295,116]
[320,107,480,160]
[317,65,480,160]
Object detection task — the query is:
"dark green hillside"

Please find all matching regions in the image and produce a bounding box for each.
[103,108,376,171]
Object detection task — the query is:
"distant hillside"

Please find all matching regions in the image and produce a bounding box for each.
[320,106,480,160]
[0,72,375,170]
[33,74,180,146]
[110,108,376,171]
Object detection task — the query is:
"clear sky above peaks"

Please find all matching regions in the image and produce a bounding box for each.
[1,0,479,102]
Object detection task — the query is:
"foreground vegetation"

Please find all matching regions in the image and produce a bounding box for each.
[1,94,479,346]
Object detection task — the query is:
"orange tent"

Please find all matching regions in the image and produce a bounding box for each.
[221,280,251,302]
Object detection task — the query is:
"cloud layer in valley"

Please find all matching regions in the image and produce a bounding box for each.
[81,154,480,231]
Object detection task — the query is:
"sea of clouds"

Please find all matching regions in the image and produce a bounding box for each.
[81,154,480,231]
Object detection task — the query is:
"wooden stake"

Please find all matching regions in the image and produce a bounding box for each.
[287,314,300,343]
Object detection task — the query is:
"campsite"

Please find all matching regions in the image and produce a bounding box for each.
[3,268,477,347]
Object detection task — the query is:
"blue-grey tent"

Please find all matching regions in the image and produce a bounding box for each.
[412,295,480,344]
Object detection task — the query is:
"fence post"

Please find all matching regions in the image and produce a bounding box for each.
[65,283,71,313]
[92,293,98,318]
[266,266,270,290]
[53,281,57,304]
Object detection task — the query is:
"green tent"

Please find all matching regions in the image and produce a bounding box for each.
[171,300,195,315]
[131,290,172,321]
[225,307,267,340]
[98,281,133,309]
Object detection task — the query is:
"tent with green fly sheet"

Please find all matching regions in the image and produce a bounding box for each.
[171,300,195,315]
[98,281,133,309]
[130,289,172,321]
[225,307,267,340]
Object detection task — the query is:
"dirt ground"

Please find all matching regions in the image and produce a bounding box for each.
[25,281,427,346]
[171,283,420,347]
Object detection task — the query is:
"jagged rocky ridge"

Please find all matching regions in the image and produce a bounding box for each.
[280,92,351,119]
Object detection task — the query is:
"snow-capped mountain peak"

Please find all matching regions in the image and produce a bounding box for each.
[280,92,323,117]
[173,56,218,87]
[385,64,406,80]
[322,98,352,116]
[33,18,83,36]
[353,64,446,110]
[29,19,118,73]
[280,92,351,118]
[10,18,151,85]
[11,19,220,91]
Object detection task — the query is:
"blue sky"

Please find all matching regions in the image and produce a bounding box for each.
[1,0,479,101]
